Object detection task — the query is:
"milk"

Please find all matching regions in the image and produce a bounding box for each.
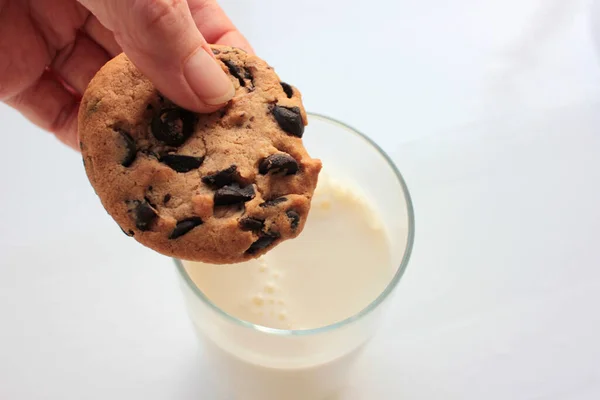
[179,172,395,399]
[184,174,393,330]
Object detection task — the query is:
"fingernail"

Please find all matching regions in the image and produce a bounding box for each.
[184,47,235,105]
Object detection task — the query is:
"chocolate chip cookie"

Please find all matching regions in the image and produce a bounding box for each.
[79,46,322,264]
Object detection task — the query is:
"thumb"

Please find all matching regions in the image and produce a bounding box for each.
[79,0,235,112]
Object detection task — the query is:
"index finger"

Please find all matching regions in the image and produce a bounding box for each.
[188,0,253,54]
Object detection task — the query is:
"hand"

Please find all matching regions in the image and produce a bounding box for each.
[0,0,252,149]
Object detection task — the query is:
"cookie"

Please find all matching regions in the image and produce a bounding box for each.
[79,46,322,264]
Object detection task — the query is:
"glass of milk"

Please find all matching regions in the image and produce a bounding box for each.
[174,114,415,400]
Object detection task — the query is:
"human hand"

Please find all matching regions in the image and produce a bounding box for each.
[0,0,252,149]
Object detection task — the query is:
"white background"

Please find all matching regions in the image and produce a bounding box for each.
[1,0,600,398]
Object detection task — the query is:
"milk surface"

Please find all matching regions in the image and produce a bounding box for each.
[183,173,393,330]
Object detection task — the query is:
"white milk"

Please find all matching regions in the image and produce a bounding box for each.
[180,173,394,399]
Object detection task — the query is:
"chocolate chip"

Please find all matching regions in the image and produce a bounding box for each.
[212,48,221,55]
[214,183,255,206]
[119,226,135,237]
[160,154,205,173]
[246,232,281,255]
[259,153,299,175]
[272,106,304,137]
[118,129,137,167]
[134,201,158,231]
[169,217,203,239]
[280,82,294,98]
[286,210,300,230]
[239,217,265,232]
[151,108,195,146]
[163,194,172,205]
[202,165,239,188]
[223,59,246,87]
[244,68,254,87]
[260,197,287,208]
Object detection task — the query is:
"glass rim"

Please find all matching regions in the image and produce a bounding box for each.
[174,112,415,337]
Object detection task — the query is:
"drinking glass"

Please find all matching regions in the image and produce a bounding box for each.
[174,113,415,400]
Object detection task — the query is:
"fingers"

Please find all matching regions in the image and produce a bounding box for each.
[188,0,254,54]
[5,70,79,149]
[78,0,234,113]
[51,32,111,95]
[83,15,122,57]
[0,0,50,100]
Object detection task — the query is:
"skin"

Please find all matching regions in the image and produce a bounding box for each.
[0,0,253,149]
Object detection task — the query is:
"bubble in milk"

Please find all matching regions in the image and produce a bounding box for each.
[265,282,276,294]
[258,258,268,272]
[252,294,265,306]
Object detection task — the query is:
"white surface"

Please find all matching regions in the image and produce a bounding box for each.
[1,0,599,399]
